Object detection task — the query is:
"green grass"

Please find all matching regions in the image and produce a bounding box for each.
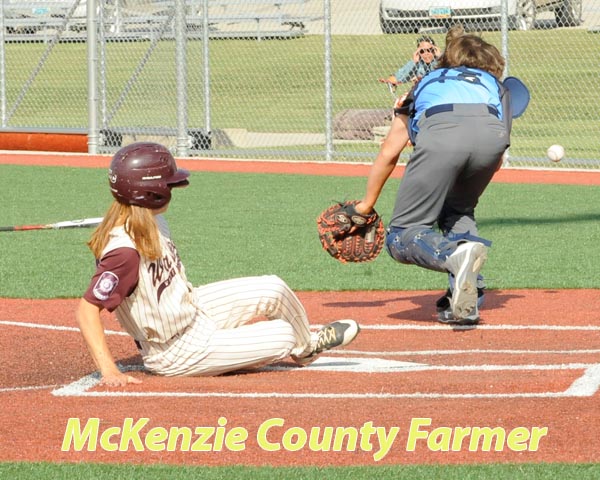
[2,164,600,298]
[3,28,600,478]
[2,164,600,475]
[6,30,600,161]
[1,462,600,479]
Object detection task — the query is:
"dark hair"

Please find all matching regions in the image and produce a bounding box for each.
[416,35,436,46]
[438,25,505,79]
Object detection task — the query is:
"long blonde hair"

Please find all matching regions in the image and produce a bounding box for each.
[439,24,505,79]
[87,201,162,260]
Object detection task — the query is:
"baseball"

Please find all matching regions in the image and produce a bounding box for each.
[547,144,564,162]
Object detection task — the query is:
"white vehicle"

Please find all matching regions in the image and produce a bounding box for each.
[379,0,582,33]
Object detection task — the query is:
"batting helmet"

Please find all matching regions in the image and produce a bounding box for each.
[108,142,190,209]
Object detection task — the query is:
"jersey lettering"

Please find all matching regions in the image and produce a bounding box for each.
[147,238,184,303]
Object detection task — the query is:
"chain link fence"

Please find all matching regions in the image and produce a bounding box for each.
[0,0,598,167]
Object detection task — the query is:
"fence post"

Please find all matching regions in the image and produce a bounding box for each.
[176,0,189,157]
[323,0,333,162]
[203,0,211,145]
[87,0,98,154]
[0,0,6,128]
[501,0,510,166]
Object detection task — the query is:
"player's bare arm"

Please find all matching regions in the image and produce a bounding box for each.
[356,114,410,215]
[76,298,142,387]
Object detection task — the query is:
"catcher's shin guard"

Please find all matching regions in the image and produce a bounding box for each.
[386,226,459,272]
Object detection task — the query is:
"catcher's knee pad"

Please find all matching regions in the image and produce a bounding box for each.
[386,226,458,273]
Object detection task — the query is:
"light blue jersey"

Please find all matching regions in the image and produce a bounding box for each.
[410,67,503,139]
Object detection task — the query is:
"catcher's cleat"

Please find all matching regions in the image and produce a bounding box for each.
[435,287,485,325]
[444,242,487,321]
[294,319,360,366]
[437,303,480,325]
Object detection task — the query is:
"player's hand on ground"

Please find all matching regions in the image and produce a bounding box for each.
[99,371,142,387]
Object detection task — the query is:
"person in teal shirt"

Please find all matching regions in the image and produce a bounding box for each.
[380,35,442,87]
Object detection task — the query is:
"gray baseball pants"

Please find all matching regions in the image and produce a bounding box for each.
[387,103,509,271]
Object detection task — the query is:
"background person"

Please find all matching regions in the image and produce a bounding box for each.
[379,35,442,87]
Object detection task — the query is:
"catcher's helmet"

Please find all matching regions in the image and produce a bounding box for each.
[108,142,189,209]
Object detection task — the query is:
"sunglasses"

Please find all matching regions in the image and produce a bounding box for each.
[418,48,436,55]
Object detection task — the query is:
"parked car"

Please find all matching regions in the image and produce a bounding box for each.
[379,0,583,33]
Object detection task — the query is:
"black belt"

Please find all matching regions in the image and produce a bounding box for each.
[424,104,499,118]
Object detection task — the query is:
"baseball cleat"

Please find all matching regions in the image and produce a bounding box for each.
[294,319,360,366]
[437,304,480,325]
[444,242,487,321]
[435,288,485,325]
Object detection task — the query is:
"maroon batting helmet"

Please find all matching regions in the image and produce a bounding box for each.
[108,142,190,209]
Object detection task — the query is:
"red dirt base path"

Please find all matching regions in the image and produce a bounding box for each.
[2,150,600,185]
[1,153,599,466]
[1,291,600,466]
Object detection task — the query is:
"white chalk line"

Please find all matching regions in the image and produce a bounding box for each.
[0,320,128,336]
[348,324,600,331]
[52,390,594,399]
[330,348,600,356]
[0,384,60,393]
[5,319,596,356]
[3,319,598,400]
[4,319,600,333]
[264,360,599,372]
[3,319,598,357]
[51,361,600,399]
[564,364,600,396]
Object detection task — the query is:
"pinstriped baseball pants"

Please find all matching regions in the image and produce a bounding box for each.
[142,275,315,376]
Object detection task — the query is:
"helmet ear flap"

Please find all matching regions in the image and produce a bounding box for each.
[129,186,172,209]
[147,180,174,207]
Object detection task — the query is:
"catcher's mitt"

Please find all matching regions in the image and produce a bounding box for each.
[316,200,385,263]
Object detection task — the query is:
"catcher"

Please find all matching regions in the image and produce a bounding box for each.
[320,25,529,325]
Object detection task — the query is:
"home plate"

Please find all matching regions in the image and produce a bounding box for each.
[265,356,427,373]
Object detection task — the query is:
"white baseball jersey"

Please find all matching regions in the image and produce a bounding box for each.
[84,215,315,376]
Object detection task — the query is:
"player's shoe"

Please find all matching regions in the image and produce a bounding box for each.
[435,287,485,325]
[294,320,360,366]
[443,242,487,322]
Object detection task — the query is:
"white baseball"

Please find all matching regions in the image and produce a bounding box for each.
[547,144,564,162]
